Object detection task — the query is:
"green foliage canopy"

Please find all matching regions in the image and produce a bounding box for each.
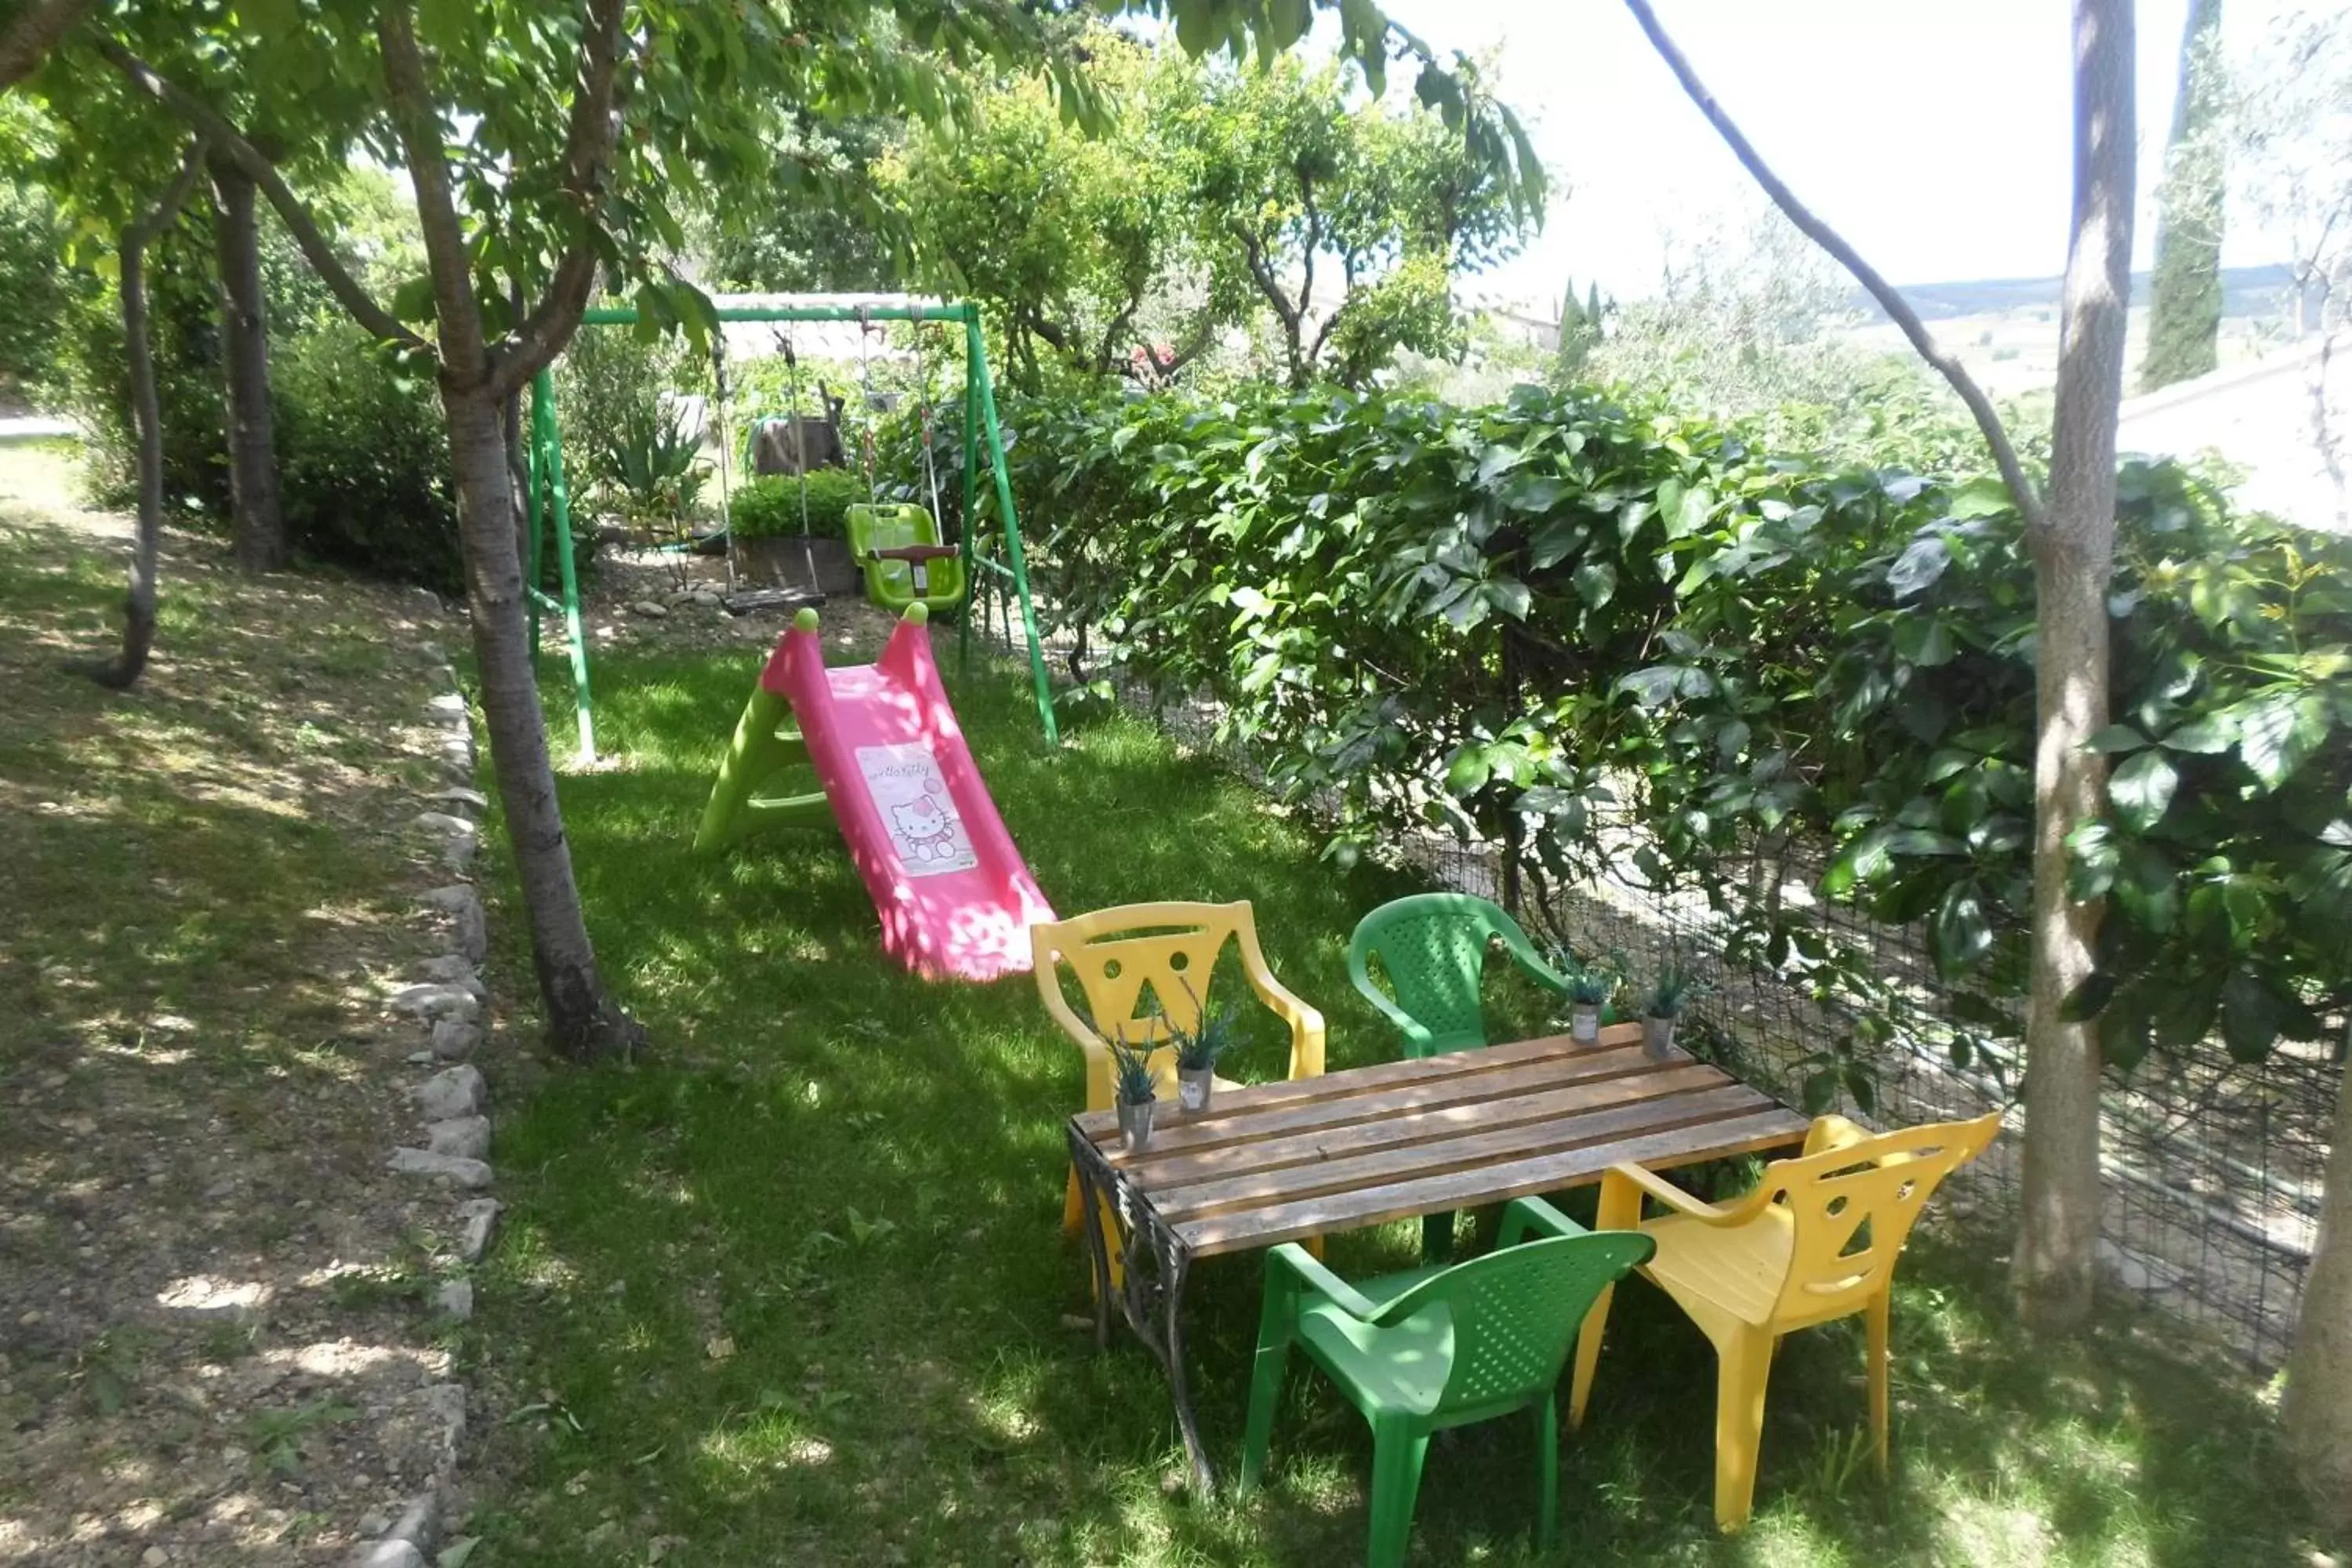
[885,29,1224,390]
[1156,48,1532,388]
[831,22,1541,394]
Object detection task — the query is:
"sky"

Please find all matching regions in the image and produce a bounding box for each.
[1380,0,2255,308]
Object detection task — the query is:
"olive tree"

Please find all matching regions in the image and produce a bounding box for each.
[1156,45,1537,388]
[2233,5,2352,528]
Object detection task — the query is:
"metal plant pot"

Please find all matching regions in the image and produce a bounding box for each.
[1643,1014,1678,1061]
[1570,1004,1602,1045]
[1118,1097,1156,1153]
[1177,1068,1214,1114]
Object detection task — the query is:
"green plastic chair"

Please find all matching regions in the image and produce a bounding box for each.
[1240,1197,1655,1568]
[1347,893,1570,1059]
[1348,895,1573,1258]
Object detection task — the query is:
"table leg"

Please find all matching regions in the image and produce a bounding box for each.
[1157,1234,1214,1494]
[1068,1127,1113,1349]
[1064,1120,1218,1494]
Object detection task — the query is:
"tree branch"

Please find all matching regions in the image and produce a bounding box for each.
[0,0,89,89]
[487,0,628,401]
[1232,226,1297,329]
[96,38,424,352]
[1623,0,2049,533]
[1095,291,1142,376]
[1308,271,1350,365]
[1150,314,1222,382]
[1026,311,1073,353]
[129,131,209,251]
[1297,172,1322,366]
[378,0,485,385]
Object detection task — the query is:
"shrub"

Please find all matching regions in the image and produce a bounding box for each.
[61,227,231,518]
[272,321,459,592]
[554,326,699,517]
[598,402,707,541]
[993,379,2352,1079]
[729,467,862,539]
[0,176,82,409]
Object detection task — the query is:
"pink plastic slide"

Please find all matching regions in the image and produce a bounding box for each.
[759,612,1056,981]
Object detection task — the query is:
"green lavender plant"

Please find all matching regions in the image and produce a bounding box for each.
[1166,982,1240,1073]
[1646,958,1711,1018]
[1107,1030,1158,1106]
[1556,950,1623,1008]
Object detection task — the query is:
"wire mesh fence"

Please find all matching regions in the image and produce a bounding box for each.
[966,591,2329,1369]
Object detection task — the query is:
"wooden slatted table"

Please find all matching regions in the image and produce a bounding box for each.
[1064,1022,1810,1490]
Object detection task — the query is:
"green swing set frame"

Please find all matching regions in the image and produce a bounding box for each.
[519,292,1058,765]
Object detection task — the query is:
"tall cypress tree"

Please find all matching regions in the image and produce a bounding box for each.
[2143,0,2227,392]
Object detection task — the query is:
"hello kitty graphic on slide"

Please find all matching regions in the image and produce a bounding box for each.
[890,795,960,863]
[858,742,978,876]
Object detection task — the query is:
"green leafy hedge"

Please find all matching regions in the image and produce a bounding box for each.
[273,322,459,593]
[991,382,2352,1073]
[729,467,862,540]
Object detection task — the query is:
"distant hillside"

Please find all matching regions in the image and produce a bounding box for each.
[1864,264,2305,323]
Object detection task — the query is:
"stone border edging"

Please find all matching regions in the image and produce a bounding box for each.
[355,656,499,1568]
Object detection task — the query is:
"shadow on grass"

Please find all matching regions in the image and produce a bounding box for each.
[468,641,2324,1567]
[0,516,433,1133]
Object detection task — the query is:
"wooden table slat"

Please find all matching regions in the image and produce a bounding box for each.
[1127,1060,1736,1192]
[1071,1024,1646,1138]
[1152,1081,1777,1223]
[1173,1105,1809,1255]
[1083,1043,1659,1155]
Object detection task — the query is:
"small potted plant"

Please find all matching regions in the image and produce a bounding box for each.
[1169,986,1240,1114]
[1108,1033,1160,1152]
[1641,959,1710,1060]
[1558,953,1621,1047]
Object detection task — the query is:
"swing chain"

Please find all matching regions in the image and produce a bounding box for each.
[710,330,739,591]
[910,305,947,543]
[780,329,813,540]
[854,306,880,503]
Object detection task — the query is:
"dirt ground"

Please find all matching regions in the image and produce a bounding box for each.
[0,451,914,1566]
[572,531,902,666]
[0,447,473,1564]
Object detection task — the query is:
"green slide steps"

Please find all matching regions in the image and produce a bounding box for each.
[694,608,835,854]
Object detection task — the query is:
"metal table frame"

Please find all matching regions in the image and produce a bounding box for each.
[1063,1027,1809,1492]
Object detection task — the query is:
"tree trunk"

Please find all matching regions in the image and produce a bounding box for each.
[379,0,640,1061]
[506,272,532,578]
[2014,0,2136,1334]
[443,379,640,1057]
[93,142,209,692]
[98,208,167,689]
[2141,0,2226,392]
[211,158,285,572]
[0,0,92,91]
[2285,1029,2352,1531]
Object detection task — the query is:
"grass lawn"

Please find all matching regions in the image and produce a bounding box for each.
[466,627,2326,1566]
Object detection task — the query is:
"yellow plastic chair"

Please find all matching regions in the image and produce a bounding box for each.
[1031,900,1326,1235]
[1568,1110,2001,1531]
